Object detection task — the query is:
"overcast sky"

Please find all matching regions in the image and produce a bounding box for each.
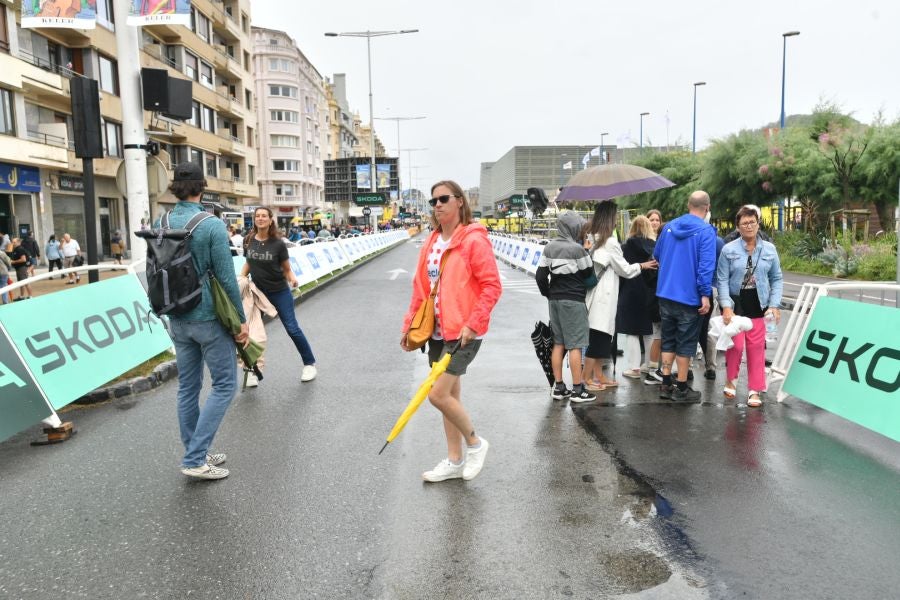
[252,1,900,191]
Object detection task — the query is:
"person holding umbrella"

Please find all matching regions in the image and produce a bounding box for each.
[165,162,248,480]
[400,180,501,482]
[240,206,317,384]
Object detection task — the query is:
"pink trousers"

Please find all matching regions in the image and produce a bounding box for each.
[725,316,767,392]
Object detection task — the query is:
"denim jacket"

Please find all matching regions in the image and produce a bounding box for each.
[716,237,783,310]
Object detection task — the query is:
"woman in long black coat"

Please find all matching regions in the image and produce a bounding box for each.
[615,216,658,378]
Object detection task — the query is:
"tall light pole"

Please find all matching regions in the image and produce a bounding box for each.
[375,115,425,208]
[639,112,650,155]
[403,148,427,213]
[779,30,800,230]
[692,81,706,154]
[325,29,418,193]
[599,132,609,164]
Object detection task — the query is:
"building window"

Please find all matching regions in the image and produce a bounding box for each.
[98,54,119,95]
[184,52,198,81]
[267,58,296,73]
[270,39,278,46]
[188,100,200,127]
[245,89,252,110]
[200,61,213,88]
[275,184,296,196]
[96,0,114,30]
[191,9,210,42]
[0,7,9,53]
[269,85,298,98]
[270,110,298,123]
[271,135,299,147]
[201,105,215,133]
[272,160,299,172]
[190,147,202,167]
[103,120,122,157]
[206,153,217,178]
[0,88,14,135]
[248,165,255,185]
[246,126,254,147]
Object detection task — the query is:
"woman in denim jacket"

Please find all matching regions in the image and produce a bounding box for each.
[715,206,783,407]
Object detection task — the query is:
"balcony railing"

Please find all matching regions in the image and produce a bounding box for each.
[27,129,68,148]
[16,49,81,79]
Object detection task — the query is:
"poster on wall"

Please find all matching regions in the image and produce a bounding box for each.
[355,164,371,190]
[127,0,192,27]
[376,164,390,189]
[21,0,96,29]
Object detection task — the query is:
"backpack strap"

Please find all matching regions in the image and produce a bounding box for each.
[184,211,214,234]
[161,210,171,229]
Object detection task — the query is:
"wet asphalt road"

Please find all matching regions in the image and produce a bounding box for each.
[1,237,898,599]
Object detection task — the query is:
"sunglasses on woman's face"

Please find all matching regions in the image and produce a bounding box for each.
[429,194,457,207]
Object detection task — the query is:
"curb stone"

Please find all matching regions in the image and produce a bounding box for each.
[70,239,408,406]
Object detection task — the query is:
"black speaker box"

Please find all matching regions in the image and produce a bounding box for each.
[163,78,193,120]
[70,77,103,158]
[141,68,169,111]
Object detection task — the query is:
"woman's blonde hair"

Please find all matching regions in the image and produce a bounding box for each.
[429,180,473,231]
[628,215,654,240]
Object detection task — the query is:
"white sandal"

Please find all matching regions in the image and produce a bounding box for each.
[747,391,762,408]
[723,383,736,400]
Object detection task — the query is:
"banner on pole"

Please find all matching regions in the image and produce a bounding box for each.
[128,0,192,27]
[21,0,97,29]
[356,164,371,189]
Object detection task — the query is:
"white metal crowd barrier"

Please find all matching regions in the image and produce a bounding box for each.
[489,234,546,275]
[771,281,900,403]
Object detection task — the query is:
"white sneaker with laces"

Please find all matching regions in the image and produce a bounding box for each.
[422,459,464,482]
[462,437,490,480]
[206,452,226,466]
[245,372,259,387]
[181,463,229,480]
[300,365,317,382]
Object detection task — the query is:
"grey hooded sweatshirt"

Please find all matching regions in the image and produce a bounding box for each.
[535,212,595,301]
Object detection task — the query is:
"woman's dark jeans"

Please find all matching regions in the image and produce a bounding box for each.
[262,286,316,366]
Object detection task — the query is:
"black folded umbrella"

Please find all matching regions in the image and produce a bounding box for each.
[531,321,555,386]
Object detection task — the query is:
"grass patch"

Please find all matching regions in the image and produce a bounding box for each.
[99,350,174,387]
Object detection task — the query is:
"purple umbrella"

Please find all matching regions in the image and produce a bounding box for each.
[557,164,675,202]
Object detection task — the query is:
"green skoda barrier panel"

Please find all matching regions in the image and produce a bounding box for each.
[0,274,173,413]
[0,324,53,442]
[783,296,900,442]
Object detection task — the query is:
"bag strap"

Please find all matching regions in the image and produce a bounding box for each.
[184,211,214,234]
[428,250,450,300]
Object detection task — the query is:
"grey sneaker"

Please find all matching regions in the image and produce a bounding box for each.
[423,459,464,482]
[670,386,702,403]
[569,388,597,403]
[181,463,229,480]
[462,437,490,480]
[658,384,673,400]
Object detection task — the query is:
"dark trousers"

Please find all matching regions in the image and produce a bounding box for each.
[261,286,316,366]
[47,258,63,276]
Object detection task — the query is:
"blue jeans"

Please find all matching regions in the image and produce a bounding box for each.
[262,287,316,365]
[170,319,238,468]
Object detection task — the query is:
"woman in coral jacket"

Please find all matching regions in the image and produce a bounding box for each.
[401,180,502,483]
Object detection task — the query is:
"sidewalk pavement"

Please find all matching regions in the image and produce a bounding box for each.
[4,260,134,301]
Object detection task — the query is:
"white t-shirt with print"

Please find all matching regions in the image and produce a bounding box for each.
[427,236,450,339]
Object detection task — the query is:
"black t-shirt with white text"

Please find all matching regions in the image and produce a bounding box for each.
[245,236,289,292]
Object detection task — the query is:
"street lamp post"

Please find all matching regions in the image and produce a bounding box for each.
[599,132,609,164]
[375,115,425,210]
[403,148,427,213]
[779,30,800,230]
[639,112,650,155]
[325,29,418,193]
[692,81,706,154]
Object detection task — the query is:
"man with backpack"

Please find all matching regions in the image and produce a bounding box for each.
[162,162,248,480]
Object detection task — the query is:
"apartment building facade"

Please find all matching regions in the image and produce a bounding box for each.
[0,0,258,259]
[252,26,328,222]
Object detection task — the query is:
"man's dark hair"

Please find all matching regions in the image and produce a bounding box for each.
[168,180,206,200]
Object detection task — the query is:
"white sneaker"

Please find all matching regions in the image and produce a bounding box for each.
[300,365,317,382]
[245,372,259,387]
[422,459,464,482]
[181,463,229,480]
[206,452,226,466]
[462,437,490,480]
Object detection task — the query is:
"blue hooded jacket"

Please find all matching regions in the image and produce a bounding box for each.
[653,213,716,306]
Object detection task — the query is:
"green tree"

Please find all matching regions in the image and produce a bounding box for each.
[699,130,776,222]
[809,102,872,209]
[858,117,900,233]
[619,149,702,219]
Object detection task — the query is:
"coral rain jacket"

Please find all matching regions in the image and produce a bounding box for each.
[403,223,502,341]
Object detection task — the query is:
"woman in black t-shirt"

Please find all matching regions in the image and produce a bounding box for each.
[240,207,317,383]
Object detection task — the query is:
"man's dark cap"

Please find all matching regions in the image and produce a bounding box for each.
[173,162,204,182]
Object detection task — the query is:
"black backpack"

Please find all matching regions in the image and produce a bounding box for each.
[136,211,214,316]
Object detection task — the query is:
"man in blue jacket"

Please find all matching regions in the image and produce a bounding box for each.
[653,190,716,402]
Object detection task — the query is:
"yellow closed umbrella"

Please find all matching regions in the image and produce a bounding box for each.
[379,348,455,455]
